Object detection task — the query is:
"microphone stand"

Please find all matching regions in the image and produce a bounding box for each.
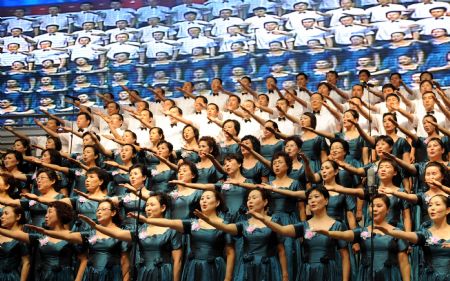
[131,185,143,281]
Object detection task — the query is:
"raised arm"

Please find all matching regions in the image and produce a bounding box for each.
[3,126,30,142]
[299,153,321,183]
[25,225,83,244]
[239,142,271,169]
[382,152,417,175]
[193,210,238,235]
[328,184,366,200]
[302,126,334,140]
[168,180,215,191]
[379,186,418,203]
[260,183,306,199]
[334,159,366,177]
[389,118,418,142]
[20,192,72,207]
[247,210,296,237]
[240,105,266,126]
[128,214,184,233]
[374,225,418,244]
[0,228,30,243]
[205,153,227,174]
[314,227,355,242]
[349,120,375,146]
[78,214,132,242]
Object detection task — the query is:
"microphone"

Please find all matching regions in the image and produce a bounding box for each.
[360,80,374,88]
[367,165,377,195]
[65,95,80,101]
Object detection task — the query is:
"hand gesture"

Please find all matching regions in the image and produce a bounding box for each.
[78,214,97,228]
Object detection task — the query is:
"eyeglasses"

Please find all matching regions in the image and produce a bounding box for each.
[330,146,344,151]
[96,208,111,212]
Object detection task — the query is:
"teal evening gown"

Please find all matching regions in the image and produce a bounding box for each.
[269,180,302,281]
[0,239,28,281]
[352,228,408,281]
[149,168,176,194]
[134,224,182,281]
[29,234,76,281]
[261,141,284,161]
[242,161,270,184]
[234,218,284,281]
[294,221,347,281]
[416,229,450,281]
[20,193,65,228]
[181,220,233,281]
[81,231,129,281]
[119,193,146,230]
[301,136,328,173]
[196,165,223,184]
[214,180,253,222]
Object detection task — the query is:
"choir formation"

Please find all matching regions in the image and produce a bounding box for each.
[0,0,450,281]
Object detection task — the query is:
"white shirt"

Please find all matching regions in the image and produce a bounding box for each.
[244,15,282,32]
[292,27,328,46]
[104,42,140,59]
[416,16,450,35]
[170,4,205,22]
[0,52,28,66]
[272,116,296,136]
[100,8,136,27]
[330,24,373,45]
[142,40,177,58]
[172,20,209,38]
[136,5,170,23]
[1,35,32,52]
[3,17,35,33]
[373,20,416,40]
[407,1,450,19]
[238,117,262,139]
[365,4,406,22]
[160,122,184,150]
[106,27,139,42]
[209,17,244,36]
[176,36,215,55]
[70,11,102,28]
[251,29,293,50]
[71,29,106,45]
[138,25,172,42]
[328,8,366,26]
[31,49,68,65]
[205,0,241,17]
[38,14,70,30]
[34,32,70,48]
[243,0,278,14]
[66,44,101,61]
[283,10,323,30]
[217,34,249,52]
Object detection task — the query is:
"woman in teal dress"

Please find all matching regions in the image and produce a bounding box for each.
[176,125,200,164]
[102,144,136,197]
[375,194,449,281]
[27,199,130,281]
[0,202,83,281]
[260,121,285,161]
[283,136,307,187]
[21,167,110,233]
[148,141,177,194]
[241,135,271,184]
[196,136,224,184]
[168,161,202,220]
[195,188,288,281]
[0,169,64,229]
[313,194,411,281]
[300,113,328,173]
[132,189,236,281]
[248,186,350,281]
[0,174,18,217]
[172,153,254,223]
[308,110,369,166]
[79,192,183,281]
[219,120,242,163]
[0,206,30,281]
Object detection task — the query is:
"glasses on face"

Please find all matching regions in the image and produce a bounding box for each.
[331,146,344,151]
[96,208,111,213]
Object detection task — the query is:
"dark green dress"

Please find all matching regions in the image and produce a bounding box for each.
[0,239,28,281]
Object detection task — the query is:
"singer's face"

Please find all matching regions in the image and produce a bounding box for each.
[423,117,436,134]
[129,167,145,187]
[198,140,212,157]
[427,140,444,159]
[200,191,219,213]
[272,156,288,176]
[246,189,267,212]
[177,164,194,183]
[424,166,443,186]
[120,145,134,161]
[320,161,337,181]
[284,140,299,158]
[224,158,240,175]
[307,190,328,212]
[329,142,346,160]
[377,161,396,180]
[427,196,449,221]
[85,172,102,192]
[375,140,391,156]
[370,198,388,222]
[145,196,164,218]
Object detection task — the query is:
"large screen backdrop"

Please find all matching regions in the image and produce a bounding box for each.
[0,0,449,125]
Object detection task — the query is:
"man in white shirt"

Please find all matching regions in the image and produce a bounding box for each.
[71,22,106,45]
[307,92,340,132]
[330,15,373,46]
[364,0,406,23]
[171,11,210,39]
[250,21,294,50]
[209,8,244,36]
[138,16,172,42]
[170,0,206,23]
[70,2,103,31]
[292,18,330,47]
[371,10,418,41]
[244,7,282,32]
[66,37,101,61]
[136,0,170,27]
[324,0,366,26]
[161,106,185,150]
[105,20,139,43]
[176,27,215,56]
[416,7,450,36]
[407,0,450,19]
[0,43,28,66]
[37,6,70,33]
[31,40,69,67]
[2,8,37,36]
[140,31,177,60]
[215,25,250,53]
[34,24,71,48]
[104,33,140,60]
[1,27,34,52]
[283,2,324,30]
[100,0,136,30]
[413,91,448,137]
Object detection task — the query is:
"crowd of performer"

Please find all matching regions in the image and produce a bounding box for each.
[0,0,449,121]
[0,65,449,281]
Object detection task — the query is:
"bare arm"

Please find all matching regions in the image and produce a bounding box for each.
[239,142,271,168]
[20,255,30,281]
[374,225,419,244]
[193,210,238,235]
[168,180,215,191]
[247,210,296,237]
[382,152,417,175]
[78,215,132,241]
[25,225,83,244]
[0,228,30,243]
